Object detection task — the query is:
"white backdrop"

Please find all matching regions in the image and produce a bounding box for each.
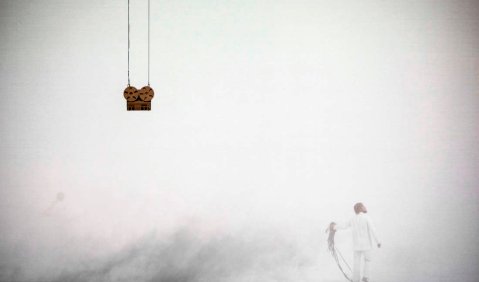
[0,1,478,281]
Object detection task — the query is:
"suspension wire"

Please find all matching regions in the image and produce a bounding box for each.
[148,0,150,86]
[127,0,130,86]
[129,0,150,86]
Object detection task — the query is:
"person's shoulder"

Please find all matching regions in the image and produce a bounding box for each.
[362,213,374,222]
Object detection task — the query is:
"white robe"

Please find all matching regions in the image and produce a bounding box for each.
[336,213,380,251]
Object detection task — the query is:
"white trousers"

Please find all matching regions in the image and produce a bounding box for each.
[353,250,372,282]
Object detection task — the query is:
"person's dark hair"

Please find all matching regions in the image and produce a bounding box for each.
[354,202,366,214]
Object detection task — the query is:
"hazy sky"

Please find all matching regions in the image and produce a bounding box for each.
[1,1,478,281]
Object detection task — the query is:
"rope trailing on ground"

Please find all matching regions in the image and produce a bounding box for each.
[326,222,353,282]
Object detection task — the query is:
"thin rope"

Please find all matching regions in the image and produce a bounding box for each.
[127,0,130,86]
[148,0,150,86]
[326,223,353,282]
[336,247,352,272]
[333,250,352,282]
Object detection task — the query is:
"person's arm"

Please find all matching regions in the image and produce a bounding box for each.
[333,220,351,231]
[367,217,381,248]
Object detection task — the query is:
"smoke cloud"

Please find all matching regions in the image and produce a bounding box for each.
[2,225,326,282]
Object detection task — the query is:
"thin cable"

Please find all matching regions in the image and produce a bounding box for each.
[128,0,130,86]
[148,0,150,86]
[333,251,353,282]
[326,223,353,282]
[336,247,352,272]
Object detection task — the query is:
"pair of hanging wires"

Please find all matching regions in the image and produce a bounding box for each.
[127,0,130,86]
[148,0,150,86]
[127,0,150,86]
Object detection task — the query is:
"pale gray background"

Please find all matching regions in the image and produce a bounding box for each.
[0,0,478,281]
